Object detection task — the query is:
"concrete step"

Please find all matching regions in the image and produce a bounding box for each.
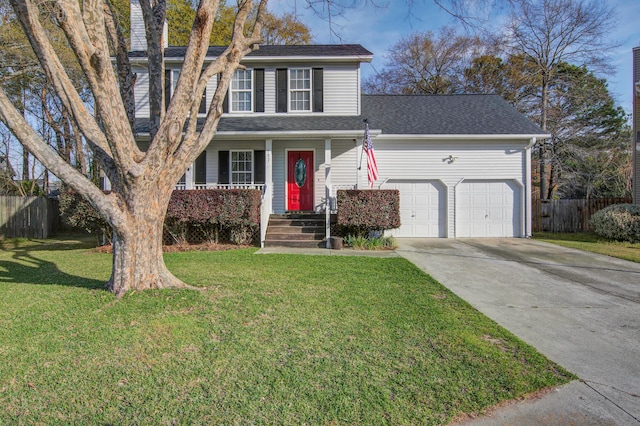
[266,233,324,241]
[267,225,324,234]
[263,239,326,248]
[264,213,328,248]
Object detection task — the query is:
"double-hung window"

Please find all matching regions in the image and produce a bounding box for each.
[230,69,252,112]
[230,150,253,184]
[165,70,206,114]
[289,68,311,112]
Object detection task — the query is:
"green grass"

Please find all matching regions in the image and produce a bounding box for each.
[0,236,573,424]
[534,232,640,263]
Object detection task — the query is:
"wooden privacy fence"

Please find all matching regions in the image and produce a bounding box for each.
[532,198,633,233]
[0,196,59,239]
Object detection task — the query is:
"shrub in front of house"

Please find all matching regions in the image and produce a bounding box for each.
[336,189,401,243]
[590,204,640,243]
[59,187,112,244]
[165,189,261,245]
[60,188,261,246]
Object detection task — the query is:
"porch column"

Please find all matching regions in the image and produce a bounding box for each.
[265,139,273,197]
[185,164,194,189]
[325,138,332,249]
[261,139,273,248]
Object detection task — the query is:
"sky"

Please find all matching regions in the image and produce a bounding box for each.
[270,0,640,116]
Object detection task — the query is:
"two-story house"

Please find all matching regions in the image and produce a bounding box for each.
[127,2,548,247]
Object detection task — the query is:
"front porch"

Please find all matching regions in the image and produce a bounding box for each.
[168,139,364,248]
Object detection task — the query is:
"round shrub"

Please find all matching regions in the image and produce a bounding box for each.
[590,204,640,243]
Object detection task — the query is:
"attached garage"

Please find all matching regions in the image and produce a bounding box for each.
[385,180,446,237]
[456,180,522,237]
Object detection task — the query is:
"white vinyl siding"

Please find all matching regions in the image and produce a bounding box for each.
[323,65,360,115]
[130,1,146,51]
[264,68,276,114]
[134,70,149,118]
[234,63,361,115]
[330,140,359,188]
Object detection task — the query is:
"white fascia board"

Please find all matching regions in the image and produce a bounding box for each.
[374,133,551,141]
[135,129,379,140]
[236,55,374,64]
[131,54,374,65]
[216,129,378,139]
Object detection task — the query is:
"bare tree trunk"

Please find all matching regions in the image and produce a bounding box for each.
[539,77,548,199]
[107,181,191,296]
[22,148,29,181]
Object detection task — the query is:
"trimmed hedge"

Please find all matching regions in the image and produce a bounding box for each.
[590,203,640,243]
[336,189,401,237]
[165,189,261,244]
[59,188,261,245]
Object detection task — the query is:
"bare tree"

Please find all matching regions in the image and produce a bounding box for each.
[363,26,490,94]
[505,0,618,199]
[0,0,267,295]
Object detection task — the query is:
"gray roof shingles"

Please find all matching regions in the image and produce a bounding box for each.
[130,44,373,59]
[135,94,545,136]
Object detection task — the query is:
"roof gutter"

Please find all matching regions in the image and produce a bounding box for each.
[135,129,381,140]
[130,55,373,65]
[374,133,551,141]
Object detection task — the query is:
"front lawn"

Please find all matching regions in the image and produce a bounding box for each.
[534,232,640,263]
[0,237,573,424]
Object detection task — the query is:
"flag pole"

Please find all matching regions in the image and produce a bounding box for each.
[358,119,368,172]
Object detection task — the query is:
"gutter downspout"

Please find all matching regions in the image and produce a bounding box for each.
[525,137,536,238]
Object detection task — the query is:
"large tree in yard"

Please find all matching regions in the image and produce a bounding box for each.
[505,0,617,199]
[0,0,266,295]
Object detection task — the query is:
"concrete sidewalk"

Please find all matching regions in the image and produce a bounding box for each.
[396,238,640,425]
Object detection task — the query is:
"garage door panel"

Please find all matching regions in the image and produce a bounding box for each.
[457,180,521,237]
[387,180,445,237]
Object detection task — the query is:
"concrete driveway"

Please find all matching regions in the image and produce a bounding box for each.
[396,238,640,425]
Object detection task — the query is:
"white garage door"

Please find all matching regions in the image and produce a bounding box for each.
[457,180,521,237]
[386,180,446,237]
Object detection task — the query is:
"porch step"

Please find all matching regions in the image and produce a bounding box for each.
[264,213,327,248]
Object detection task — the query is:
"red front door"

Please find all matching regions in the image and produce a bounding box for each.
[287,150,314,211]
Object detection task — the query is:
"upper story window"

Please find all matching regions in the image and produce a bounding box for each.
[277,68,323,113]
[289,68,311,112]
[222,69,264,114]
[230,69,253,112]
[165,69,206,114]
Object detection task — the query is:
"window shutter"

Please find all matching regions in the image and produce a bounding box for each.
[276,68,288,113]
[219,73,229,113]
[164,69,171,111]
[195,150,207,184]
[313,68,323,112]
[218,151,229,184]
[254,150,265,184]
[199,87,207,114]
[254,69,265,113]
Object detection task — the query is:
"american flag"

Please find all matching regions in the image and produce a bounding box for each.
[364,123,378,189]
